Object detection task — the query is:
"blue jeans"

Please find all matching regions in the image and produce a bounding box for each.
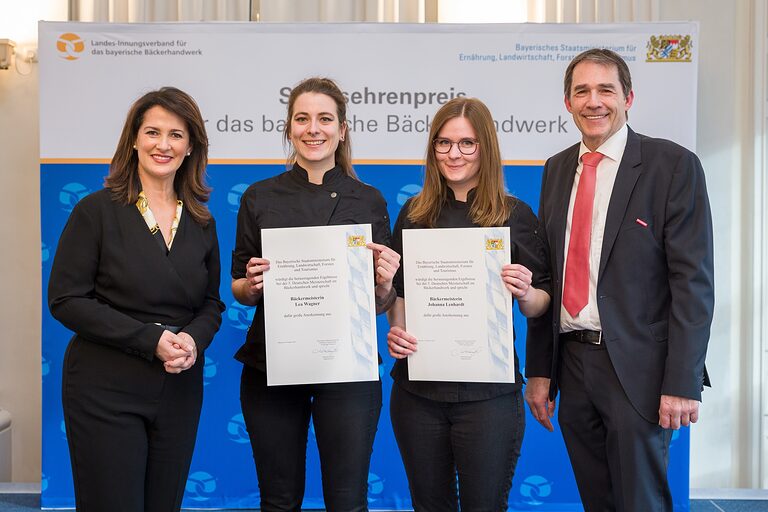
[390,384,525,512]
[240,366,382,512]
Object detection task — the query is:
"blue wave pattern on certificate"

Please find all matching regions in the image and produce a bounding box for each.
[346,226,377,368]
[484,228,512,380]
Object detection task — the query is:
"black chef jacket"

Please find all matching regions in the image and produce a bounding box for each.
[231,164,392,370]
[391,188,551,402]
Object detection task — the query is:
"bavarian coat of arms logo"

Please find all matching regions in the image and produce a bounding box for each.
[646,34,693,62]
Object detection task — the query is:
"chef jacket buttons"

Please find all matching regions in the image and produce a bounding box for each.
[330,192,337,198]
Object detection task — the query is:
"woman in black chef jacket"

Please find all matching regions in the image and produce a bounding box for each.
[48,87,225,512]
[231,77,400,512]
[386,97,552,511]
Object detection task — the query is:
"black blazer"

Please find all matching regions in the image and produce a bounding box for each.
[526,127,714,422]
[49,188,224,361]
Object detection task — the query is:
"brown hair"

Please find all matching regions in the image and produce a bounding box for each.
[104,86,212,225]
[564,48,633,98]
[408,97,511,227]
[283,77,357,179]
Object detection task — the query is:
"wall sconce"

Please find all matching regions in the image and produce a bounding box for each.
[0,39,16,70]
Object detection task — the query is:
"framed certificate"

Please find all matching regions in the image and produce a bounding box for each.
[403,227,515,383]
[261,224,378,385]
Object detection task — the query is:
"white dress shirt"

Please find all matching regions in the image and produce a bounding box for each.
[560,123,628,333]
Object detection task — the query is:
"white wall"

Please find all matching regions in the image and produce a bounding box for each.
[0,62,42,484]
[658,0,764,489]
[0,0,67,483]
[0,0,763,488]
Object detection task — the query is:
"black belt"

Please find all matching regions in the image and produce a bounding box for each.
[155,323,182,334]
[560,330,602,345]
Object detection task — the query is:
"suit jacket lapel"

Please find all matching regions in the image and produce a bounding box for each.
[552,146,581,287]
[547,145,579,381]
[598,126,642,281]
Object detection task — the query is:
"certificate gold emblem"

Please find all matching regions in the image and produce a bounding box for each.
[646,34,692,63]
[485,238,504,251]
[347,235,367,247]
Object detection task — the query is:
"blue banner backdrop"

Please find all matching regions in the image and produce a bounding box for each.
[40,162,691,510]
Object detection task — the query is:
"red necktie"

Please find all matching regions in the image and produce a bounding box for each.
[563,151,604,317]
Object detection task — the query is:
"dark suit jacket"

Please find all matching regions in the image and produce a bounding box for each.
[526,126,714,422]
[49,188,224,362]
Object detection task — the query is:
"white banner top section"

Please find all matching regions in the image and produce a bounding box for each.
[40,22,698,161]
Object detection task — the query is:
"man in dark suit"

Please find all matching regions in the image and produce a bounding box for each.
[525,48,714,511]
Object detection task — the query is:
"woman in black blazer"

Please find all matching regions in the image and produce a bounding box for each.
[48,87,225,512]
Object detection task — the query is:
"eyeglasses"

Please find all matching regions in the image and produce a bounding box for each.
[432,138,480,155]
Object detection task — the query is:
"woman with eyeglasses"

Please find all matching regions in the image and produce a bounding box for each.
[386,97,551,510]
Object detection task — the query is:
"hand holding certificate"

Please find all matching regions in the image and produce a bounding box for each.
[262,224,379,386]
[403,227,515,383]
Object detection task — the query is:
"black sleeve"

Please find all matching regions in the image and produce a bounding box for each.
[183,218,225,352]
[369,188,392,247]
[509,199,552,297]
[525,161,555,381]
[48,195,165,360]
[660,149,714,400]
[391,199,411,298]
[231,187,262,280]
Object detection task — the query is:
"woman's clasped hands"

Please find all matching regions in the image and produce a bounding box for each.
[156,330,198,374]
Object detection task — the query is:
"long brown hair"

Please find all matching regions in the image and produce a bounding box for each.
[104,86,212,225]
[283,77,357,179]
[408,97,511,227]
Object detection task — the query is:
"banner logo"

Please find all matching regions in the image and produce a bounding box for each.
[646,34,692,62]
[367,472,385,503]
[226,413,250,444]
[203,356,217,385]
[57,33,85,61]
[520,474,553,505]
[227,301,255,330]
[227,183,249,212]
[59,182,90,212]
[397,183,422,206]
[185,471,217,502]
[41,355,51,378]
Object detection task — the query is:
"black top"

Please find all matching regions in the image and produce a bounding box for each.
[231,164,392,370]
[48,188,225,360]
[391,188,551,402]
